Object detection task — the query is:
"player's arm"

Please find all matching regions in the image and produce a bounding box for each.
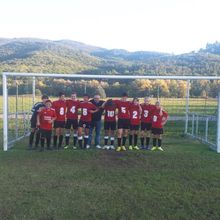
[36,113,40,127]
[162,111,168,126]
[50,112,57,124]
[139,104,142,119]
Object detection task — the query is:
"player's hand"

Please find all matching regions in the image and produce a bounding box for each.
[48,120,53,124]
[37,122,40,126]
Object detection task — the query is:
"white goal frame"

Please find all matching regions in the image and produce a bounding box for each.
[2,72,220,152]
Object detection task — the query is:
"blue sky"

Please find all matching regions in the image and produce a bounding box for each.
[1,0,220,54]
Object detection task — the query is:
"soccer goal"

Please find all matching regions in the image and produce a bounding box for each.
[2,72,220,152]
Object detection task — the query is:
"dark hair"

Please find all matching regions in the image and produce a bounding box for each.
[58,92,65,97]
[41,95,49,100]
[83,94,90,98]
[133,97,139,102]
[106,99,115,107]
[122,92,128,97]
[45,99,52,104]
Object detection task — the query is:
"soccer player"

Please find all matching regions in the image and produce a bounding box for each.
[78,94,98,149]
[129,98,142,150]
[114,92,131,152]
[37,100,56,151]
[52,92,66,150]
[151,101,168,151]
[28,95,48,150]
[87,94,105,149]
[140,97,156,150]
[102,99,117,150]
[64,92,80,149]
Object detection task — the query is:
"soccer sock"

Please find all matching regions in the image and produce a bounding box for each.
[134,134,138,146]
[47,137,51,148]
[129,135,133,146]
[78,136,83,148]
[153,138,157,147]
[117,138,122,147]
[35,130,41,147]
[58,135,63,147]
[65,134,70,145]
[40,137,45,148]
[122,136,127,146]
[146,137,150,147]
[73,134,78,146]
[53,135,58,147]
[104,136,109,145]
[140,137,144,146]
[110,137,114,146]
[84,135,89,148]
[158,139,162,147]
[29,131,35,146]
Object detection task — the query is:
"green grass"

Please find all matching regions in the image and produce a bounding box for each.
[0,122,220,219]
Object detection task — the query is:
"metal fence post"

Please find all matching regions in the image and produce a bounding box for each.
[216,92,220,153]
[196,114,199,136]
[192,114,195,137]
[185,80,190,134]
[3,73,8,151]
[32,76,36,105]
[205,117,209,142]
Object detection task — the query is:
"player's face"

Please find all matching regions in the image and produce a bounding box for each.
[42,98,48,104]
[94,95,100,102]
[60,95,65,101]
[71,94,77,100]
[134,99,139,105]
[46,102,52,108]
[156,103,161,110]
[83,96,89,102]
[122,96,127,101]
[144,98,149,104]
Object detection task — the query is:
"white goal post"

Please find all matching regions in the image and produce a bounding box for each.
[2,72,220,153]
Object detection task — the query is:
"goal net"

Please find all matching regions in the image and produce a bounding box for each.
[2,72,220,152]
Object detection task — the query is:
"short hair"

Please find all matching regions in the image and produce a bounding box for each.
[45,99,52,104]
[41,95,49,100]
[83,94,90,98]
[58,92,65,97]
[122,92,128,97]
[133,97,139,102]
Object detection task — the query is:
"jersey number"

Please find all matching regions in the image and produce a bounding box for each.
[59,107,65,115]
[153,115,157,122]
[107,110,114,117]
[132,111,138,119]
[70,106,76,113]
[121,107,126,114]
[82,108,88,116]
[144,110,149,118]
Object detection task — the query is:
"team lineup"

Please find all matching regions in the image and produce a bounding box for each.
[28,92,168,152]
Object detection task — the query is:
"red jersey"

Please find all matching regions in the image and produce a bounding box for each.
[104,106,117,122]
[66,99,80,120]
[39,108,56,130]
[151,109,168,129]
[79,101,97,122]
[114,100,131,119]
[52,100,66,122]
[130,103,141,125]
[141,104,156,123]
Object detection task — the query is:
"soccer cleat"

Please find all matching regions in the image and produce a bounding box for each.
[133,146,140,150]
[151,146,157,151]
[96,145,102,149]
[158,147,164,151]
[116,146,121,152]
[121,146,126,151]
[72,146,77,150]
[140,145,145,150]
[86,145,91,149]
[110,145,115,150]
[103,145,109,150]
[146,146,151,150]
[64,145,69,149]
[128,145,133,150]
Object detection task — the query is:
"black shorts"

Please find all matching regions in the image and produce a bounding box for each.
[78,120,91,129]
[30,118,37,128]
[40,129,52,138]
[54,121,66,129]
[65,119,78,129]
[141,122,152,131]
[118,119,130,129]
[152,128,163,135]
[130,124,140,131]
[104,121,116,130]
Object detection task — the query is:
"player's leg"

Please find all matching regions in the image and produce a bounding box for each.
[87,122,94,148]
[140,123,145,149]
[133,128,139,150]
[103,128,109,149]
[122,128,128,151]
[77,125,83,149]
[40,129,45,151]
[145,123,152,150]
[95,120,102,149]
[64,119,71,149]
[53,121,58,149]
[46,130,52,150]
[35,127,41,149]
[72,120,78,149]
[110,128,115,150]
[84,125,90,149]
[151,133,157,151]
[157,131,164,151]
[129,128,134,150]
[58,126,64,149]
[116,128,123,152]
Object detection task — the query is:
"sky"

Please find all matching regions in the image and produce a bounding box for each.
[0,0,220,54]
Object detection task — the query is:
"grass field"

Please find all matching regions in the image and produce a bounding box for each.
[0,122,220,219]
